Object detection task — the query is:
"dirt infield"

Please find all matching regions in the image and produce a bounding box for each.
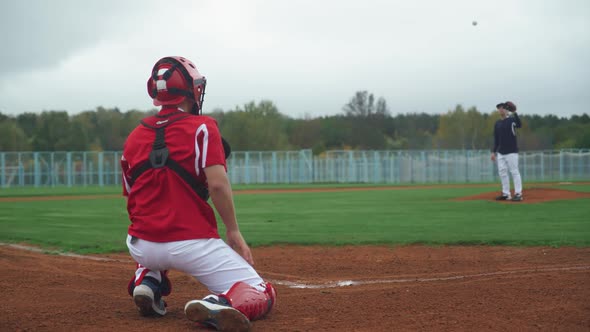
[456,188,590,204]
[1,182,588,203]
[2,244,589,331]
[0,185,489,202]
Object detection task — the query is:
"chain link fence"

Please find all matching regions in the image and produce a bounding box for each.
[1,149,588,187]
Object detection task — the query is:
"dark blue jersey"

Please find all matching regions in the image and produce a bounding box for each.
[492,113,522,154]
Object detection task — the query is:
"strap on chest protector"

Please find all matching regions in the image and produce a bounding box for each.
[128,115,209,201]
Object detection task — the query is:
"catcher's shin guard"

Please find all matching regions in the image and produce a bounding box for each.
[220,281,277,321]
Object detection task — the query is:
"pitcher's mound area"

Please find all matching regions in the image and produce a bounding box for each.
[456,188,590,203]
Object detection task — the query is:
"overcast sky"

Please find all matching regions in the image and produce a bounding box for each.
[1,0,588,118]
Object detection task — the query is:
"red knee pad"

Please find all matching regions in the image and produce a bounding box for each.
[220,281,277,321]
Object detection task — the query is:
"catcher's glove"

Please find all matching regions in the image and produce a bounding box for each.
[504,101,517,112]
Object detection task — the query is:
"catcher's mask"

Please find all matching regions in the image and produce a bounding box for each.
[147,56,207,115]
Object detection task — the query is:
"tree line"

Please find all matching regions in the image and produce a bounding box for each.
[1,91,589,153]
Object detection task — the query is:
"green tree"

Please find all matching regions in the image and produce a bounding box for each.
[94,107,125,150]
[32,111,71,150]
[15,112,39,148]
[343,91,389,117]
[576,125,590,147]
[318,116,353,149]
[217,100,290,151]
[71,111,99,150]
[436,105,488,149]
[64,118,90,151]
[287,118,322,150]
[0,120,30,151]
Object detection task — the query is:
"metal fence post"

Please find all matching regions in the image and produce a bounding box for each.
[559,150,564,181]
[244,152,250,184]
[347,151,353,182]
[18,153,24,186]
[98,152,104,186]
[388,152,394,183]
[271,152,277,183]
[113,152,119,186]
[522,151,527,181]
[570,149,575,180]
[579,149,583,180]
[541,151,545,181]
[465,150,471,183]
[83,152,87,186]
[50,152,55,187]
[373,151,379,183]
[0,153,5,188]
[34,152,40,187]
[397,151,402,183]
[301,150,307,183]
[67,152,73,187]
[409,151,414,183]
[421,151,427,183]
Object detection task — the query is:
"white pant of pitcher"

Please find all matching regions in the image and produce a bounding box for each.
[496,152,522,197]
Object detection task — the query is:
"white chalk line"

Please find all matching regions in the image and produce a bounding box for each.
[1,243,127,262]
[3,243,589,289]
[268,265,590,289]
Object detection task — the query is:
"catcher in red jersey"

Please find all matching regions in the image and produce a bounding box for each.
[121,56,276,331]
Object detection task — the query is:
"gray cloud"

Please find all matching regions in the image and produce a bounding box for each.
[0,0,588,117]
[0,0,145,76]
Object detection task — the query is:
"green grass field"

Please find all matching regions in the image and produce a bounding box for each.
[0,184,589,253]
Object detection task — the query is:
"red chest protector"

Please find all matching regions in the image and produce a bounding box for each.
[127,111,210,201]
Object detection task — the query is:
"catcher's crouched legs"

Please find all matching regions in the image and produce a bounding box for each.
[184,281,277,331]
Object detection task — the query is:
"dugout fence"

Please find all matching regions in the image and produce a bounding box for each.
[0,149,588,187]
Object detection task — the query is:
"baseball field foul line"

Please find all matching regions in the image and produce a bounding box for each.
[266,266,590,289]
[3,243,588,289]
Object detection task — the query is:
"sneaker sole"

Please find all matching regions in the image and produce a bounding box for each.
[185,301,251,332]
[133,285,166,316]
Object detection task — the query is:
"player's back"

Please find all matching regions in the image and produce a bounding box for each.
[494,117,518,154]
[122,110,222,242]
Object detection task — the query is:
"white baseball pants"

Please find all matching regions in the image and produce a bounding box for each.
[126,235,265,294]
[496,152,522,196]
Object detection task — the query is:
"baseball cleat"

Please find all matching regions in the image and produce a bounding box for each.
[511,194,523,202]
[133,283,167,316]
[185,296,251,332]
[495,194,511,201]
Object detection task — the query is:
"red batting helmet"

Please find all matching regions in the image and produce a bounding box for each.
[147,56,207,114]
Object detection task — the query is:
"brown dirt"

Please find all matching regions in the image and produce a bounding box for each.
[456,188,590,204]
[2,244,589,332]
[1,182,588,202]
[0,186,489,202]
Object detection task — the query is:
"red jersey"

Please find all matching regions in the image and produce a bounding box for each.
[121,107,226,242]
